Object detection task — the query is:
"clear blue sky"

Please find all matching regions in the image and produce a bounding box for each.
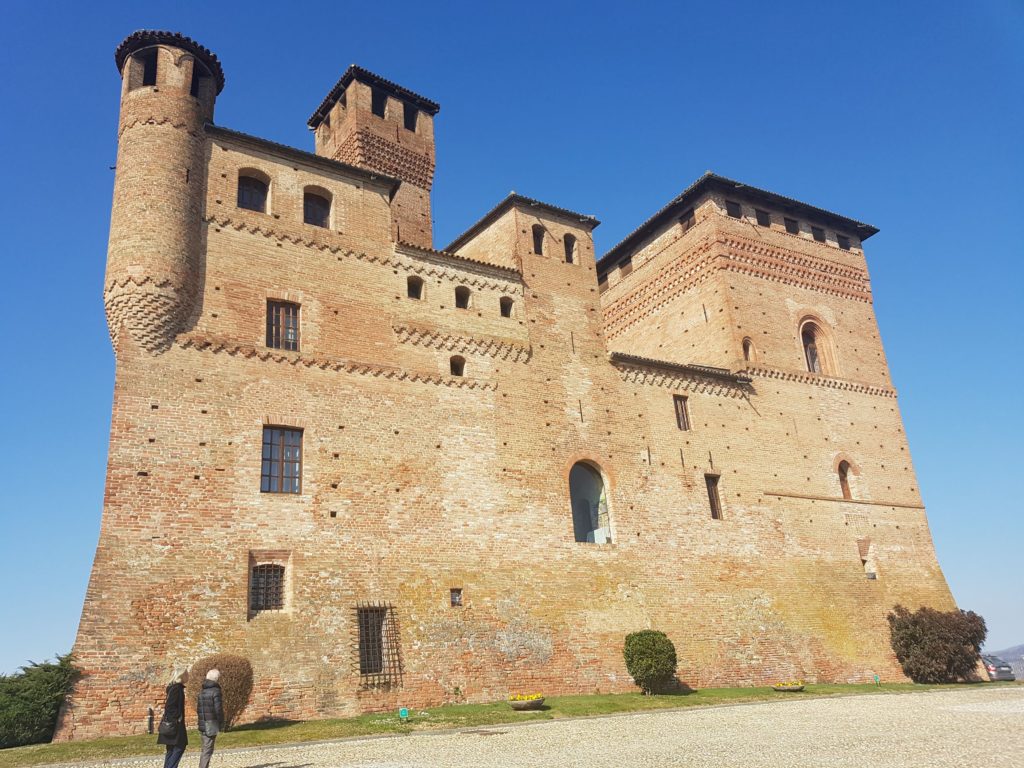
[1,0,1021,674]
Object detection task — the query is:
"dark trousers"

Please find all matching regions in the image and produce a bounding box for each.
[163,745,186,768]
[198,732,216,768]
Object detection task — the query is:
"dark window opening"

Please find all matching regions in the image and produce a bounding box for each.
[802,326,822,374]
[449,356,465,377]
[261,427,302,494]
[532,225,544,255]
[454,286,471,309]
[619,259,633,277]
[569,462,611,544]
[680,208,696,232]
[784,217,800,235]
[755,209,771,227]
[266,300,300,351]
[499,296,513,317]
[450,588,463,607]
[598,277,608,294]
[725,200,742,218]
[673,394,690,431]
[371,89,387,118]
[403,103,418,131]
[706,474,723,520]
[812,226,826,243]
[564,234,577,264]
[742,338,754,362]
[839,460,852,500]
[407,276,424,300]
[838,235,851,251]
[238,175,269,213]
[189,63,210,98]
[357,603,403,687]
[250,563,285,612]
[140,49,158,86]
[303,191,331,228]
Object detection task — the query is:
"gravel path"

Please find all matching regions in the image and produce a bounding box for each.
[74,686,1024,768]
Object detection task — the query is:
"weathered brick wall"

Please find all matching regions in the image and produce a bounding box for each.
[56,35,956,741]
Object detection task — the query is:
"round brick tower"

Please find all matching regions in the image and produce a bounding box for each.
[105,31,224,353]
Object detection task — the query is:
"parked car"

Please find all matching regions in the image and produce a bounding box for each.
[981,655,1016,682]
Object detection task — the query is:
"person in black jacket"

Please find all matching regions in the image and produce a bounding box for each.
[157,668,188,768]
[196,668,224,768]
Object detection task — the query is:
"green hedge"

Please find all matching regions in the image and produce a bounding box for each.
[0,654,78,748]
[623,631,678,694]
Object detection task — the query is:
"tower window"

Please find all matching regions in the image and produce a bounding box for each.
[673,394,690,431]
[454,286,471,309]
[449,356,465,377]
[755,209,771,227]
[249,563,285,612]
[238,174,269,213]
[407,276,424,300]
[569,462,611,544]
[801,322,829,374]
[837,235,851,250]
[356,604,402,687]
[532,225,545,255]
[499,296,513,317]
[812,226,826,243]
[371,88,387,117]
[261,427,302,494]
[266,300,300,351]
[619,259,633,277]
[140,49,158,86]
[303,190,331,228]
[705,474,723,520]
[839,460,852,500]
[742,338,755,362]
[725,200,742,219]
[564,234,577,264]
[680,208,696,232]
[403,103,418,131]
[784,217,800,235]
[450,588,463,607]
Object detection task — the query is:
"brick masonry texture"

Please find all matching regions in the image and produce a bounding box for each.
[55,32,956,740]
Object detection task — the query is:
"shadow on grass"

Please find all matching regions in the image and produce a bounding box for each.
[230,718,303,732]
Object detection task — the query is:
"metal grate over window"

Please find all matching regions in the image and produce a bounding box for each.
[266,300,300,351]
[250,563,285,612]
[673,394,690,431]
[261,427,302,493]
[356,603,403,688]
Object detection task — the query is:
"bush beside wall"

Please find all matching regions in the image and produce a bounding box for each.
[0,654,78,748]
[887,605,986,683]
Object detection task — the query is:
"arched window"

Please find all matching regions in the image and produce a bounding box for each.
[238,173,269,213]
[800,320,833,375]
[564,234,577,264]
[407,276,424,300]
[303,189,331,228]
[742,338,755,362]
[568,462,611,544]
[532,225,545,255]
[499,296,513,317]
[838,460,852,500]
[454,286,471,309]
[449,355,465,377]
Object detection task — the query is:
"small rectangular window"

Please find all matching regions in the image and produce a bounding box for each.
[371,88,387,118]
[673,394,690,431]
[725,200,742,219]
[705,474,723,520]
[755,209,771,227]
[357,603,403,687]
[619,259,633,277]
[680,208,696,232]
[450,588,463,607]
[261,427,302,494]
[250,563,285,612]
[266,300,300,351]
[837,234,851,250]
[784,217,800,235]
[403,102,418,132]
[812,226,826,243]
[140,49,158,86]
[598,277,608,294]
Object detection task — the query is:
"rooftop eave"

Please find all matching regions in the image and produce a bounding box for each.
[115,30,225,94]
[445,193,600,254]
[608,352,753,385]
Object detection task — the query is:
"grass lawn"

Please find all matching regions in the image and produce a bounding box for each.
[0,682,967,766]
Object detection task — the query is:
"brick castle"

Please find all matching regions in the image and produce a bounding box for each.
[56,30,956,739]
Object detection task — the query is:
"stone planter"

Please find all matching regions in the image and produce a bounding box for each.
[509,697,545,710]
[771,685,805,692]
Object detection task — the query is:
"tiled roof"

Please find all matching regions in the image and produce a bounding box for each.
[445,193,600,254]
[608,352,753,385]
[598,172,880,272]
[115,30,225,94]
[205,125,400,192]
[396,241,522,276]
[308,65,440,128]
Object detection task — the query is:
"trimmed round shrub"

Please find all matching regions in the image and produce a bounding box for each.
[186,654,254,728]
[887,604,986,683]
[0,653,78,748]
[623,630,678,694]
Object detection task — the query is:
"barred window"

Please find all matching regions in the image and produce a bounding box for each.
[357,603,403,687]
[673,394,690,431]
[266,300,300,351]
[238,175,269,213]
[303,191,331,228]
[250,563,285,612]
[261,427,302,494]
